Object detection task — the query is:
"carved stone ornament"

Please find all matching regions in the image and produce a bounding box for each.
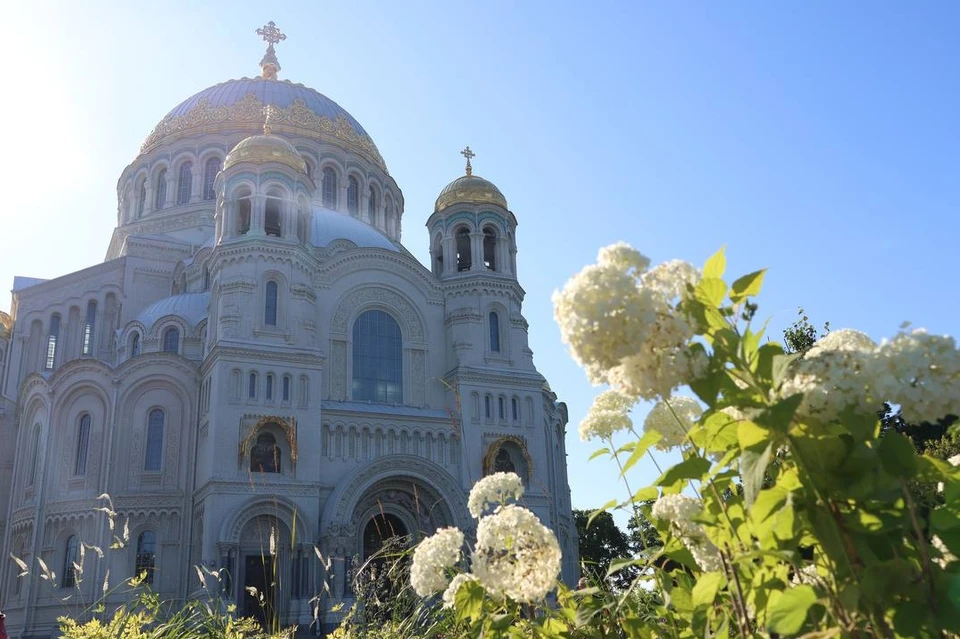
[482,435,533,480]
[239,414,298,461]
[330,286,425,342]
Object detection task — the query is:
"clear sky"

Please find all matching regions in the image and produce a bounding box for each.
[2,1,958,526]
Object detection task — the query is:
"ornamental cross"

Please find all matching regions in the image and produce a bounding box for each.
[256,21,286,47]
[461,146,476,176]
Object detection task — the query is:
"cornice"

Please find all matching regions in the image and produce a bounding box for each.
[441,276,526,301]
[443,366,546,389]
[206,343,325,365]
[315,251,443,302]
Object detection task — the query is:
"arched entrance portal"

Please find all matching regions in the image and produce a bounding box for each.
[362,513,408,560]
[237,515,290,630]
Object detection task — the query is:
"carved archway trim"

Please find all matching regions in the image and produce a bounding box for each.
[220,494,311,546]
[239,414,298,462]
[482,435,533,480]
[329,285,426,343]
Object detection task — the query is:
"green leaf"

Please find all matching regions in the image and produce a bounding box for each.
[877,432,918,479]
[588,447,610,461]
[656,456,711,488]
[587,500,618,528]
[692,572,725,609]
[766,585,816,634]
[628,486,660,504]
[755,394,803,433]
[741,442,774,508]
[454,578,485,622]
[703,246,726,279]
[620,430,662,477]
[738,420,770,451]
[696,277,728,307]
[729,269,767,303]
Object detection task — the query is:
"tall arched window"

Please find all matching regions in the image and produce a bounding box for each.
[251,431,280,473]
[28,426,40,486]
[489,311,501,353]
[432,234,443,275]
[136,531,157,584]
[265,281,278,326]
[237,197,252,235]
[367,186,377,220]
[265,198,282,237]
[266,374,274,401]
[322,167,337,208]
[248,372,257,399]
[347,176,359,217]
[75,414,91,475]
[352,310,402,404]
[144,409,164,471]
[282,375,291,402]
[512,397,519,421]
[137,181,146,218]
[130,333,141,358]
[483,227,497,270]
[455,227,471,271]
[202,157,221,200]
[177,161,193,204]
[154,169,167,210]
[45,314,60,370]
[495,448,516,473]
[62,535,79,588]
[162,327,179,354]
[82,300,97,356]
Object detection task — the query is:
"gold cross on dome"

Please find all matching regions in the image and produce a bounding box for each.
[256,21,286,47]
[460,146,476,176]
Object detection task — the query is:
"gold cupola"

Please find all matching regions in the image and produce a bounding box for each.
[223,107,307,174]
[434,146,508,212]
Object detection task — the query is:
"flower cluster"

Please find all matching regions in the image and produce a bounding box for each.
[643,396,702,450]
[442,573,478,609]
[553,242,703,401]
[875,329,960,424]
[410,527,464,597]
[467,472,524,518]
[472,505,563,603]
[579,389,635,441]
[651,495,722,572]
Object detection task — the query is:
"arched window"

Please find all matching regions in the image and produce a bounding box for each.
[248,372,257,399]
[489,312,501,353]
[154,169,167,210]
[484,395,492,420]
[177,161,193,204]
[144,409,164,471]
[304,160,313,180]
[75,414,91,475]
[251,432,280,473]
[82,300,97,356]
[265,281,278,326]
[45,314,60,370]
[495,448,516,473]
[367,186,377,220]
[322,167,337,208]
[282,375,291,402]
[265,197,282,237]
[347,176,359,217]
[512,397,519,421]
[136,531,157,584]
[28,426,41,486]
[137,181,146,218]
[352,310,402,404]
[62,535,79,588]
[162,327,179,354]
[237,196,252,235]
[266,374,274,401]
[130,333,141,358]
[455,227,471,271]
[483,227,497,270]
[499,396,506,421]
[202,157,221,200]
[362,513,407,560]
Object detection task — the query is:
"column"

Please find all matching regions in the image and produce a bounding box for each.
[470,232,484,271]
[251,194,266,235]
[191,164,203,203]
[442,236,456,276]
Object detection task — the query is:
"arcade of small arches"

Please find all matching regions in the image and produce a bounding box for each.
[431,220,516,277]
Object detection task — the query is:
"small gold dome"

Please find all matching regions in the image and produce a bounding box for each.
[224,133,307,174]
[434,174,508,212]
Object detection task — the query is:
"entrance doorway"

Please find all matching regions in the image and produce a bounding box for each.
[243,554,275,629]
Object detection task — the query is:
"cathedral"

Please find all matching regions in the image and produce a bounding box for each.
[0,22,576,637]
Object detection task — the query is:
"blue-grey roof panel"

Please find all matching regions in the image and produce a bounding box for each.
[310,206,399,252]
[137,292,210,329]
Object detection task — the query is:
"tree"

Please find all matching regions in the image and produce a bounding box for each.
[626,500,663,556]
[782,307,829,355]
[573,509,632,588]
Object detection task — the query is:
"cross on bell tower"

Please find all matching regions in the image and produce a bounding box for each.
[461,146,476,176]
[256,21,286,79]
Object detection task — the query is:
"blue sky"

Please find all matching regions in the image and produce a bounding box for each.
[2,1,958,526]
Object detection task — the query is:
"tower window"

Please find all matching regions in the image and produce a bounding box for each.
[266,374,274,401]
[130,332,141,358]
[28,426,41,486]
[45,314,60,370]
[144,408,165,471]
[512,397,519,421]
[265,198,282,237]
[352,310,403,404]
[368,186,377,220]
[177,161,193,204]
[82,300,97,356]
[251,431,281,473]
[347,176,359,217]
[155,169,167,210]
[489,311,500,353]
[483,227,497,270]
[62,535,79,588]
[455,227,471,271]
[135,531,157,584]
[248,372,257,399]
[282,375,291,402]
[432,234,443,275]
[75,414,91,475]
[484,395,492,420]
[322,167,337,209]
[237,198,251,235]
[265,281,278,326]
[202,157,221,200]
[137,181,146,218]
[162,327,179,354]
[499,396,505,421]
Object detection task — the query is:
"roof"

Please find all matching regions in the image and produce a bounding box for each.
[136,292,210,330]
[435,174,508,212]
[12,276,49,292]
[310,206,399,252]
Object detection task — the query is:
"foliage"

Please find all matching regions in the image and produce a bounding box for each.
[782,308,829,355]
[573,509,633,588]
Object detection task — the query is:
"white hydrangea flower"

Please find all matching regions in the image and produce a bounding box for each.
[932,535,956,569]
[651,495,723,572]
[597,242,651,273]
[579,389,635,441]
[875,329,960,425]
[409,527,464,597]
[781,328,882,422]
[643,397,702,450]
[642,259,701,300]
[471,505,562,603]
[467,472,524,518]
[442,573,478,609]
